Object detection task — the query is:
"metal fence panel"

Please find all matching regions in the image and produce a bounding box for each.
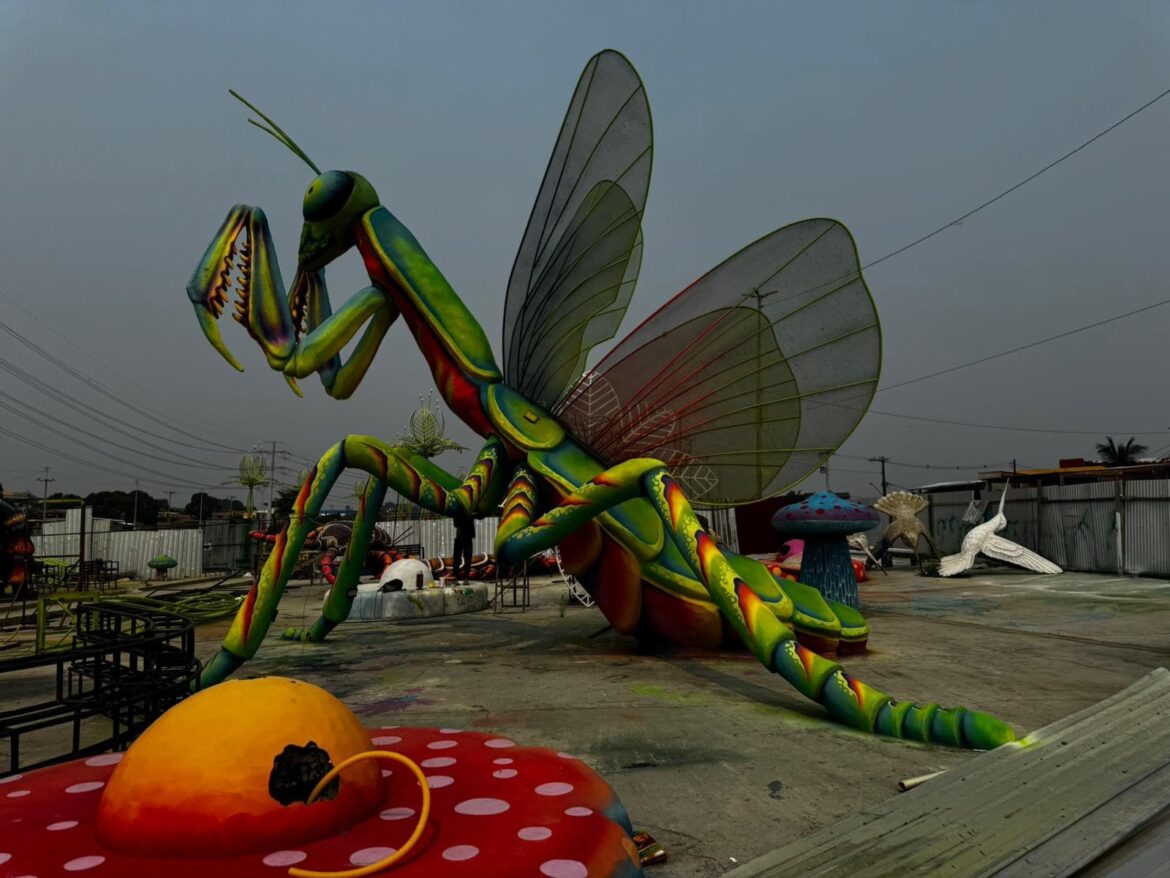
[1124,480,1170,576]
[376,503,739,562]
[35,509,204,578]
[1039,482,1119,574]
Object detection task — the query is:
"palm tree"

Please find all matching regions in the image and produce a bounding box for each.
[1096,437,1149,467]
[223,453,271,519]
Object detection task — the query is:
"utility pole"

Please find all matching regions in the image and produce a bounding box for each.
[131,479,139,528]
[165,490,176,523]
[267,440,280,525]
[37,466,54,522]
[869,456,889,496]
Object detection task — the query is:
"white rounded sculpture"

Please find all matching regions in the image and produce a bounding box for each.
[938,485,1062,577]
[378,557,434,591]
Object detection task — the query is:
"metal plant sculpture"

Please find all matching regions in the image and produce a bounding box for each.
[396,393,467,459]
[224,453,271,519]
[185,52,1014,748]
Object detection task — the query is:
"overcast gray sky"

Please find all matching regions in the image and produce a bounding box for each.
[1,1,1168,508]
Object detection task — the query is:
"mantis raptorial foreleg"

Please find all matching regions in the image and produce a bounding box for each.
[187,204,400,398]
[201,436,510,687]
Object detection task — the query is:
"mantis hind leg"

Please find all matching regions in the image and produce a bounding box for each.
[643,469,1014,749]
[494,457,1015,748]
[281,474,388,644]
[201,435,509,687]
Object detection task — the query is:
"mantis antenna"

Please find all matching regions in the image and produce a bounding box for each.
[229,89,322,175]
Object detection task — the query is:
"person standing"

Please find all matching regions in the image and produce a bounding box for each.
[452,507,475,584]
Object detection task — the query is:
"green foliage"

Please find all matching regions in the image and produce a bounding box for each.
[84,490,161,526]
[183,492,240,517]
[272,484,301,520]
[1095,436,1149,467]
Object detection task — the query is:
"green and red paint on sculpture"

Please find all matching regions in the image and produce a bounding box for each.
[186,52,1014,749]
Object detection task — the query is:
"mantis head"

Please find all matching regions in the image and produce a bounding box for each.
[185,92,381,374]
[298,170,380,271]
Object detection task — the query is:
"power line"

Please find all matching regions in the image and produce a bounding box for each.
[0,388,228,469]
[865,407,1169,436]
[862,84,1170,272]
[0,355,245,456]
[0,396,233,486]
[836,453,1010,471]
[0,424,222,490]
[877,296,1170,395]
[0,290,260,444]
[0,320,249,453]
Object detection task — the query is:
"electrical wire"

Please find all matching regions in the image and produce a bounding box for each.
[861,85,1170,273]
[877,296,1170,395]
[0,356,244,456]
[0,388,228,469]
[0,424,224,490]
[0,288,262,444]
[0,314,251,451]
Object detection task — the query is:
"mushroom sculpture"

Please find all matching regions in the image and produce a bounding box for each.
[771,492,878,610]
[0,677,645,877]
[147,553,178,580]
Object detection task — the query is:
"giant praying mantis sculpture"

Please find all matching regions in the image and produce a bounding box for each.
[186,51,1014,749]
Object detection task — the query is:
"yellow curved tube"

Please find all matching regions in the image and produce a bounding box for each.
[289,750,431,878]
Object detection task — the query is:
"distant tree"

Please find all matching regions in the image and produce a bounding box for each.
[271,469,310,521]
[85,490,161,525]
[1096,437,1149,467]
[272,485,301,520]
[223,453,271,519]
[183,492,236,518]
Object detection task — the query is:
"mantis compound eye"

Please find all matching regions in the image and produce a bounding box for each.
[303,170,354,222]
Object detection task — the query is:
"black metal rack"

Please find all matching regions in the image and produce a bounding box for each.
[0,601,200,776]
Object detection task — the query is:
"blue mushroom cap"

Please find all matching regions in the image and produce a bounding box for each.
[771,491,878,535]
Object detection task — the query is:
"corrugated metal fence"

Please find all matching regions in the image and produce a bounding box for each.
[34,506,738,580]
[373,505,739,560]
[37,509,207,578]
[896,480,1169,577]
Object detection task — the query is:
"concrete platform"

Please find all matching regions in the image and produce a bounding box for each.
[9,568,1170,876]
[346,582,490,621]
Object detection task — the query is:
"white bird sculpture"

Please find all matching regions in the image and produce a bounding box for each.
[938,484,1062,577]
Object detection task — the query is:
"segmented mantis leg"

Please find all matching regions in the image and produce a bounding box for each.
[283,474,388,644]
[642,469,1016,749]
[492,456,1015,749]
[288,438,508,643]
[201,436,510,687]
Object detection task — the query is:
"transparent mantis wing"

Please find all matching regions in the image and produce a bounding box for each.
[557,219,882,506]
[502,50,652,411]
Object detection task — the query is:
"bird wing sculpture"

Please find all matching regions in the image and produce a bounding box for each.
[938,484,1061,577]
[873,490,938,558]
[873,490,927,518]
[980,535,1063,574]
[874,491,929,544]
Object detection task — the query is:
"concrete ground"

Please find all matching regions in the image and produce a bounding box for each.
[6,565,1170,875]
[205,567,1170,876]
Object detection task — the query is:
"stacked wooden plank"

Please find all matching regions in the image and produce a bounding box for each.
[726,668,1170,877]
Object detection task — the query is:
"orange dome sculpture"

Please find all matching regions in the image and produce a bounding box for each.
[97,677,385,857]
